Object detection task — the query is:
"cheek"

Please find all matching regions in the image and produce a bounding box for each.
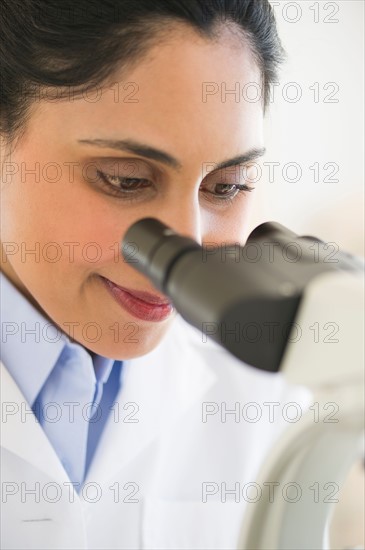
[1,159,130,275]
[202,198,254,246]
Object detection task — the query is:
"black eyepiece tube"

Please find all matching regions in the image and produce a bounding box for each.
[122,217,361,373]
[121,218,201,292]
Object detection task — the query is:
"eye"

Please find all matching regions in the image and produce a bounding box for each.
[214,183,252,197]
[95,170,152,197]
[98,172,150,190]
[201,181,255,204]
[200,163,256,206]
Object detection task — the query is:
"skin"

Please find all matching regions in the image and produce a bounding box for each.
[0,23,265,360]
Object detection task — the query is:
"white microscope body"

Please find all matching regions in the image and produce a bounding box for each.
[238,270,364,549]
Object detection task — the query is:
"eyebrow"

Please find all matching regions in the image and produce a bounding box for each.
[78,138,266,172]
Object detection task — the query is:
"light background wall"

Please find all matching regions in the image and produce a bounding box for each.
[251,0,364,256]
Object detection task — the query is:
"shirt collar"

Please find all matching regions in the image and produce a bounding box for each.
[0,271,114,406]
[92,352,115,385]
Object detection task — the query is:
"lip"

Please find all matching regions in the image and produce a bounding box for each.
[99,275,174,322]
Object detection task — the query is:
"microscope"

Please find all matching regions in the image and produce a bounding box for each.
[122,218,364,550]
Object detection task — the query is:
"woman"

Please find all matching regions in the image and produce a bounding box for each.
[0,1,310,548]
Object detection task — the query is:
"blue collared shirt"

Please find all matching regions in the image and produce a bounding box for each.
[0,271,123,485]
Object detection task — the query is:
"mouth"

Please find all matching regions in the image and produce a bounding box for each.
[98,275,174,323]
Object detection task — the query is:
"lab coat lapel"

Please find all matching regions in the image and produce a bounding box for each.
[83,315,218,487]
[0,360,70,484]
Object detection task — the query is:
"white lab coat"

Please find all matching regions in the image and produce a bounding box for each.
[0,314,311,550]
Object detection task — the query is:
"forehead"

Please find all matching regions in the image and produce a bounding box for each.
[26,24,264,163]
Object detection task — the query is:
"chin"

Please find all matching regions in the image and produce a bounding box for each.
[81,314,176,361]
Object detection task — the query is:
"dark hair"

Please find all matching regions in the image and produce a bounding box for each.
[0,0,284,145]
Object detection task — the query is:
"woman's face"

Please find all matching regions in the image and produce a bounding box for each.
[0,25,265,359]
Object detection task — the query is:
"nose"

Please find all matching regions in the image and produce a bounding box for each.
[158,196,202,246]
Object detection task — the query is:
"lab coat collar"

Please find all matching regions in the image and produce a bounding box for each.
[0,360,71,484]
